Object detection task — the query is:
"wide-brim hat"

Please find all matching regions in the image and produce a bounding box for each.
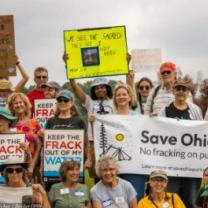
[90,77,112,100]
[0,79,13,91]
[0,107,17,123]
[90,77,110,88]
[0,161,28,173]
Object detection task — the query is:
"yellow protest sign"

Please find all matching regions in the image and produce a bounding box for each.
[64,26,128,79]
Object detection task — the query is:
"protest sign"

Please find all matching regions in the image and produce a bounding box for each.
[0,186,32,204]
[131,48,161,73]
[34,98,56,128]
[0,15,16,77]
[64,26,128,79]
[0,133,25,163]
[94,115,208,178]
[44,130,84,179]
[0,133,25,182]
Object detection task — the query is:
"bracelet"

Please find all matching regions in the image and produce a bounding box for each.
[16,61,20,65]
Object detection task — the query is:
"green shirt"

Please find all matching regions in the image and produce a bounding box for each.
[48,182,90,208]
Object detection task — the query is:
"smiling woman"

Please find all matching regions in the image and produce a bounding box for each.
[0,161,50,207]
[137,169,185,208]
[7,92,42,182]
[91,155,137,208]
[48,159,91,208]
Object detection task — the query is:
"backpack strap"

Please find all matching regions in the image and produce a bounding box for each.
[150,85,161,113]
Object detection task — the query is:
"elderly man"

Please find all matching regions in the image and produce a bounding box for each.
[27,67,48,116]
[144,62,177,115]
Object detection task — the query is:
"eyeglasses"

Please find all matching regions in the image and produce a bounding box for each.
[161,71,171,75]
[6,167,23,174]
[175,86,188,92]
[139,85,150,91]
[36,76,48,79]
[57,98,70,103]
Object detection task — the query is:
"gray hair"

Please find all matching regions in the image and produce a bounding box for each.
[95,155,119,178]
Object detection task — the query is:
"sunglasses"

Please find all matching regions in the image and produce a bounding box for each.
[161,71,171,75]
[151,177,166,182]
[139,85,150,91]
[6,167,23,174]
[36,76,48,79]
[57,98,70,103]
[175,86,188,92]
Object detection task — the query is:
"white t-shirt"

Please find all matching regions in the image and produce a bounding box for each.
[84,95,115,141]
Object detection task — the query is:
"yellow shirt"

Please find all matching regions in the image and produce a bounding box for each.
[137,193,186,208]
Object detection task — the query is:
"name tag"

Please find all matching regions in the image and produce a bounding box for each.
[75,191,85,196]
[60,188,70,195]
[162,202,169,208]
[115,197,125,204]
[102,199,113,207]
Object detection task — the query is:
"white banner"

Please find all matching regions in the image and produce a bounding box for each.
[94,115,208,178]
[34,98,57,128]
[44,130,84,178]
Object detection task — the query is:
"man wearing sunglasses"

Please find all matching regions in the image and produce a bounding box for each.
[145,62,177,115]
[27,67,48,117]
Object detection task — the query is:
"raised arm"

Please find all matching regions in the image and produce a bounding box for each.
[14,55,29,92]
[69,79,87,104]
[126,70,137,108]
[63,52,87,104]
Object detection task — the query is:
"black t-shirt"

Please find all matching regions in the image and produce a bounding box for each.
[165,102,191,120]
[46,116,86,133]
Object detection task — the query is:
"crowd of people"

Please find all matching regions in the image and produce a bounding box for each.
[0,54,208,208]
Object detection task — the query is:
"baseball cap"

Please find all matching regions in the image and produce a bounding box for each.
[174,77,191,89]
[160,62,176,73]
[150,169,168,180]
[56,90,74,101]
[41,81,61,90]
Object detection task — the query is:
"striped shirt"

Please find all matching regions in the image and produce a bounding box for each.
[144,85,174,115]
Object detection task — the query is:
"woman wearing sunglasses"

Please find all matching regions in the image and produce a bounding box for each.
[0,161,50,207]
[136,77,153,114]
[138,169,185,208]
[158,77,203,208]
[45,90,91,189]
